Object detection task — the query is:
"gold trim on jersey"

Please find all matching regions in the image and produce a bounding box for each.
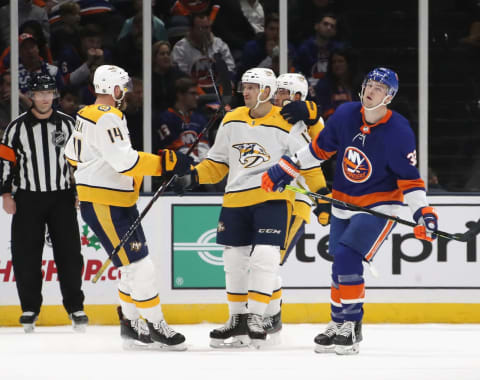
[77,104,123,124]
[92,203,130,266]
[77,178,142,207]
[223,187,295,208]
[222,105,292,133]
[133,295,160,309]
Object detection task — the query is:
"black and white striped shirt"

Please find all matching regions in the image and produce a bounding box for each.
[0,109,74,193]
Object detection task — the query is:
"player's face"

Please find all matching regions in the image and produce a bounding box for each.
[31,90,54,114]
[274,88,290,107]
[242,83,260,108]
[362,80,388,108]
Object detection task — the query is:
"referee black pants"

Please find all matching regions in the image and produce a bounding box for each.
[11,189,85,315]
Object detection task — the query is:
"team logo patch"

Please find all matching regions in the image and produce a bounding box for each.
[97,105,111,112]
[217,221,225,232]
[233,143,270,168]
[342,146,372,183]
[51,130,66,147]
[129,241,142,252]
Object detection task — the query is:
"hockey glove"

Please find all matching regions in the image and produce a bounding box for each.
[313,188,332,226]
[280,100,319,126]
[261,155,300,192]
[413,206,438,241]
[172,169,199,195]
[160,149,193,177]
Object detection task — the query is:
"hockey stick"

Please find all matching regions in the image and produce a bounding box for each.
[285,184,480,242]
[92,110,223,283]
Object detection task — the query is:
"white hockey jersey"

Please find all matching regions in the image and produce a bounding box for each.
[195,105,325,208]
[65,104,163,207]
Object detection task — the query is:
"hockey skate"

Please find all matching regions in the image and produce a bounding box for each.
[333,320,363,355]
[262,311,282,345]
[147,320,187,351]
[69,311,89,332]
[247,313,267,349]
[314,321,343,353]
[209,313,249,348]
[117,307,153,350]
[19,312,38,333]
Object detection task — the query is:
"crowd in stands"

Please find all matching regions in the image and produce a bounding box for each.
[0,0,479,191]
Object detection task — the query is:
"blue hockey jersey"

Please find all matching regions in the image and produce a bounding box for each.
[308,102,425,210]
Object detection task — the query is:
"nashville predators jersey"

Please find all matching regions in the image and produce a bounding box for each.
[65,104,163,207]
[195,105,314,208]
[293,118,327,223]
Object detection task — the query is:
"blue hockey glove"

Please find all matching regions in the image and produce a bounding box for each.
[413,206,438,241]
[280,100,320,126]
[262,155,300,192]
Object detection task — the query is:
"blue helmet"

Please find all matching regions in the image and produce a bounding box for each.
[363,67,399,98]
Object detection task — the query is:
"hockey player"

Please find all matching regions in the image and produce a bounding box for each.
[262,67,439,355]
[263,73,331,338]
[174,68,317,348]
[65,65,193,350]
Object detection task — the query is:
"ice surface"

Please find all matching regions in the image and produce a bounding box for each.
[1,323,480,380]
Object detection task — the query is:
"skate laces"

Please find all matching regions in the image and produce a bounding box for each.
[218,314,239,332]
[337,321,356,338]
[323,321,341,337]
[247,314,264,333]
[262,315,274,329]
[153,320,177,338]
[131,318,150,336]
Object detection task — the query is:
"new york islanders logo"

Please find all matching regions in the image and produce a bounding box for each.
[342,146,372,183]
[233,143,270,168]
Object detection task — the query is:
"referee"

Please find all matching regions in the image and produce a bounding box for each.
[0,74,87,333]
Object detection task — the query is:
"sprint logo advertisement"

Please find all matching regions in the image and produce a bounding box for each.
[172,205,225,288]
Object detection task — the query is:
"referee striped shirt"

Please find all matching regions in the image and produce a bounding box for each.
[0,109,74,193]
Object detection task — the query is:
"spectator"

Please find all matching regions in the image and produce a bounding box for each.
[0,71,10,138]
[58,86,81,118]
[288,0,341,44]
[152,40,188,111]
[296,13,347,89]
[0,20,53,73]
[124,77,144,151]
[114,12,161,78]
[314,48,360,120]
[211,0,256,55]
[238,13,278,78]
[0,0,50,49]
[171,12,235,95]
[117,0,167,42]
[153,77,209,165]
[2,33,64,110]
[49,1,82,59]
[239,0,265,34]
[57,24,111,87]
[0,74,87,333]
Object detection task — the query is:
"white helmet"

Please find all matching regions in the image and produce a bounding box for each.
[276,73,308,101]
[241,68,277,108]
[93,65,132,103]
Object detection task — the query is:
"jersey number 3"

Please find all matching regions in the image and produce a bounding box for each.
[407,150,417,166]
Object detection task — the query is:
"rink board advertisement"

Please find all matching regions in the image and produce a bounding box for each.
[1,195,480,307]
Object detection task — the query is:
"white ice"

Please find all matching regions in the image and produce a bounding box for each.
[1,323,480,380]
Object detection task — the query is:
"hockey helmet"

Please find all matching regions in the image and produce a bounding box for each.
[240,68,277,102]
[276,73,308,101]
[28,74,58,98]
[362,67,399,98]
[93,65,132,102]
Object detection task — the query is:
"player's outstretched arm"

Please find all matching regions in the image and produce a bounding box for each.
[280,100,320,126]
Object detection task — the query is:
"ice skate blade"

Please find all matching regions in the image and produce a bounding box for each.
[122,338,152,351]
[72,323,87,333]
[22,324,35,333]
[209,335,250,349]
[335,343,360,355]
[248,337,267,349]
[264,331,281,346]
[314,344,335,353]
